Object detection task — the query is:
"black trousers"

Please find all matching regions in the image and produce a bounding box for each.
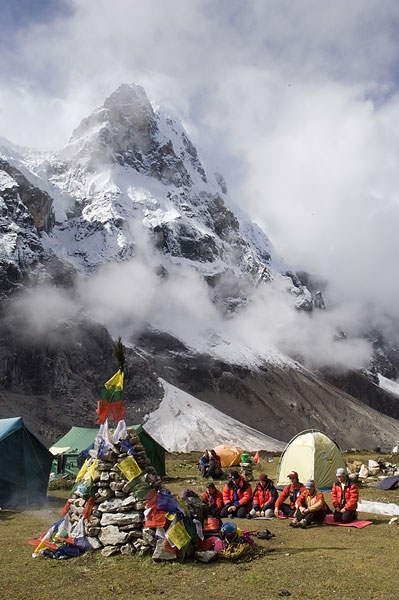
[220,505,248,518]
[294,508,325,524]
[333,509,357,523]
[279,504,295,517]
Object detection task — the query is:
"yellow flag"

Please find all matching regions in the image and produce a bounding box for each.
[105,369,124,391]
[75,458,97,483]
[75,460,88,483]
[166,520,191,549]
[117,456,142,481]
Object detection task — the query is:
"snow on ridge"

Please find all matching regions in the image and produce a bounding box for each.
[378,374,399,398]
[0,170,17,191]
[143,378,286,452]
[180,331,298,371]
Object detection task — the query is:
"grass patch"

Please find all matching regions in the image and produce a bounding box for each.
[2,451,399,600]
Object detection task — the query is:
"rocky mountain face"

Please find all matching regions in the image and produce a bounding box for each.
[1,83,399,451]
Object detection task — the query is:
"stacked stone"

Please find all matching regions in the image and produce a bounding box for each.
[66,428,162,557]
[240,461,254,481]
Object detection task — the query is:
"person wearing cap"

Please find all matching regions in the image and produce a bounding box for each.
[220,471,253,518]
[248,473,278,518]
[202,481,224,518]
[290,479,327,528]
[331,467,358,523]
[274,471,305,518]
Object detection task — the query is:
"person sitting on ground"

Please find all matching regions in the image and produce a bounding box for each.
[198,450,210,477]
[207,449,223,479]
[220,471,253,518]
[274,471,305,518]
[290,479,327,528]
[180,488,209,525]
[202,481,224,518]
[219,520,254,547]
[248,473,278,518]
[331,467,359,523]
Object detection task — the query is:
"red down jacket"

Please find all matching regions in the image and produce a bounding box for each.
[275,482,305,510]
[252,479,278,511]
[331,479,358,511]
[222,474,252,508]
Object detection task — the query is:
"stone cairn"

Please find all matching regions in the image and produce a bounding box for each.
[66,428,163,558]
[240,460,254,481]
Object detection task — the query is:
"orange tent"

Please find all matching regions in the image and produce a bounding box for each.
[213,444,244,468]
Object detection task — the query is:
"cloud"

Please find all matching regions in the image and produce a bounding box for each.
[11,286,80,343]
[9,255,371,373]
[223,278,372,371]
[1,1,398,148]
[1,0,399,361]
[200,68,399,337]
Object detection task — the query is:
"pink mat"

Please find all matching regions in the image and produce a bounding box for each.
[322,514,372,528]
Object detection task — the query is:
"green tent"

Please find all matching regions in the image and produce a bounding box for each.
[0,417,53,507]
[50,425,166,477]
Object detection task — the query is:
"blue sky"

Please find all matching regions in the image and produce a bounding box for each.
[1,0,399,324]
[2,0,70,28]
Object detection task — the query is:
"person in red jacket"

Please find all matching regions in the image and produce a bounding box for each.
[274,471,305,517]
[248,473,278,518]
[290,479,326,528]
[220,471,253,518]
[202,481,224,518]
[331,467,358,523]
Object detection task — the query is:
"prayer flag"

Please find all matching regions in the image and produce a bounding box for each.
[96,369,125,423]
[117,456,142,481]
[166,520,191,550]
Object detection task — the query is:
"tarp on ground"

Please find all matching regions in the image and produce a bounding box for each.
[0,417,53,507]
[376,476,399,490]
[212,444,244,467]
[50,424,166,477]
[357,500,399,516]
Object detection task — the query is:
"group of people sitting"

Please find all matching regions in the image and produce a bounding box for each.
[201,467,359,528]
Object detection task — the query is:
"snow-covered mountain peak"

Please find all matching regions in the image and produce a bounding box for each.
[21,82,282,299]
[0,82,302,313]
[58,83,208,192]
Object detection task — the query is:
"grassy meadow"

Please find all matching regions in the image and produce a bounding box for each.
[1,451,399,600]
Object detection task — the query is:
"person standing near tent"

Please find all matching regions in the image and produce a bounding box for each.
[331,467,358,523]
[290,479,327,527]
[274,471,305,518]
[202,481,224,518]
[220,471,253,518]
[198,450,210,477]
[248,473,278,518]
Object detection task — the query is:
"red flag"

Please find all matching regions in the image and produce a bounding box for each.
[96,400,111,424]
[253,451,261,464]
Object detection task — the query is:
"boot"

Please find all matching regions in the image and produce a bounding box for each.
[299,519,307,528]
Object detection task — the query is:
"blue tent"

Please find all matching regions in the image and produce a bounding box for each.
[0,417,53,507]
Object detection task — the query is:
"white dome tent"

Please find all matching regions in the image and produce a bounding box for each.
[276,430,346,490]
